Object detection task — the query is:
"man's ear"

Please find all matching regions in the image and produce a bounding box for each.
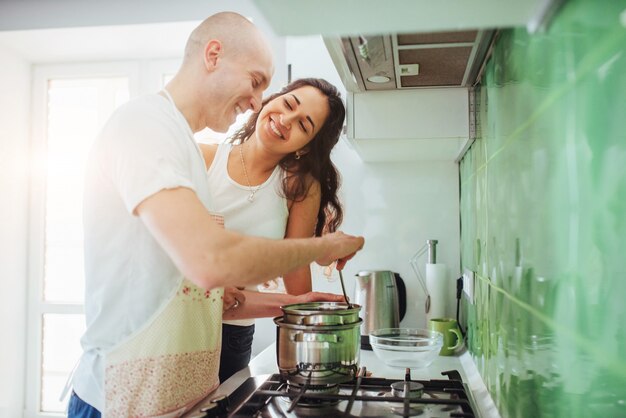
[204,40,222,71]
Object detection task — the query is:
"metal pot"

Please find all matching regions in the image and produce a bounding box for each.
[281,302,361,326]
[274,316,362,385]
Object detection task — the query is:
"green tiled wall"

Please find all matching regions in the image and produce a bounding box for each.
[459,0,626,416]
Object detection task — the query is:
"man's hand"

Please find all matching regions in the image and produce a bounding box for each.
[223,287,245,313]
[315,231,364,270]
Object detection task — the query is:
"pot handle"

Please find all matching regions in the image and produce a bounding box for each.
[292,332,340,343]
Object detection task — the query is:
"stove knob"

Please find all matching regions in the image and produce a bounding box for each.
[210,394,230,413]
[199,402,221,418]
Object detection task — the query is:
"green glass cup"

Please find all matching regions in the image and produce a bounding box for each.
[428,318,463,356]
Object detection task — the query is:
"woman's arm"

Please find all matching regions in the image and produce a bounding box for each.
[222,290,344,320]
[282,179,321,295]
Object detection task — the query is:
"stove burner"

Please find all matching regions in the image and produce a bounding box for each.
[287,383,340,396]
[285,383,341,407]
[390,381,425,399]
[387,374,427,417]
[390,404,427,416]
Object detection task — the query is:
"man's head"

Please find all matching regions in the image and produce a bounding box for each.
[171,12,274,133]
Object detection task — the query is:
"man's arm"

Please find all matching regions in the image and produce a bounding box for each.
[136,187,363,290]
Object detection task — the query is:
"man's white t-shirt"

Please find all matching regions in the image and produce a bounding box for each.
[72,93,211,411]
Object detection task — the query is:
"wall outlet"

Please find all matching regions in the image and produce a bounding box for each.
[463,269,475,303]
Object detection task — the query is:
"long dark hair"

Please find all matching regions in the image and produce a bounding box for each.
[229,78,345,236]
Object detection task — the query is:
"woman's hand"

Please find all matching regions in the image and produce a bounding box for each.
[223,287,246,313]
[223,290,347,320]
[292,291,347,304]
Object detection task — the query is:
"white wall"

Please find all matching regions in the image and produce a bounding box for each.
[326,146,461,326]
[0,44,30,418]
[252,143,461,355]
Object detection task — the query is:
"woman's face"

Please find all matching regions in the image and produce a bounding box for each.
[254,85,330,156]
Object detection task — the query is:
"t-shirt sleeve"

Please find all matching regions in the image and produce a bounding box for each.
[98,105,197,214]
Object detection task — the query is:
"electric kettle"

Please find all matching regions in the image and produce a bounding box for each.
[353,270,407,350]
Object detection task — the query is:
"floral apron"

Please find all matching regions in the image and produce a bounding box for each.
[104,215,225,417]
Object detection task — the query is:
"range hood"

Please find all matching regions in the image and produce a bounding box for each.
[319,29,493,162]
[323,30,495,92]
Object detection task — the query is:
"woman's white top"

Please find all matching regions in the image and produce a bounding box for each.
[206,143,289,326]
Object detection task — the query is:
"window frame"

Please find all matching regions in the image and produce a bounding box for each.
[25,58,180,418]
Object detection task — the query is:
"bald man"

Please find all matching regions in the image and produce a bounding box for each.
[68,12,364,417]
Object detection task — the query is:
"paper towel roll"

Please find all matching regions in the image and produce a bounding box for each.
[426,263,448,320]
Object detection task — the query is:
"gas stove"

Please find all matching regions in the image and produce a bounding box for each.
[188,368,478,417]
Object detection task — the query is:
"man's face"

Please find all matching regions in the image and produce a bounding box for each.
[208,42,274,133]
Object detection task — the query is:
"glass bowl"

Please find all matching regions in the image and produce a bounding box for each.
[369,328,443,368]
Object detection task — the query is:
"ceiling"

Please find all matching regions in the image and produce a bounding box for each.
[0,21,198,63]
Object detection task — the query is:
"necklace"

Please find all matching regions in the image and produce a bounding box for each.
[238,143,260,202]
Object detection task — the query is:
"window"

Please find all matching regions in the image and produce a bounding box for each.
[26,60,172,416]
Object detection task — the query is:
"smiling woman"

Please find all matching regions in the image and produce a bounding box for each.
[198,77,347,383]
[229,78,346,235]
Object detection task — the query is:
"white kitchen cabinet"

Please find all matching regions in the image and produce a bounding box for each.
[252,0,563,36]
[346,88,470,162]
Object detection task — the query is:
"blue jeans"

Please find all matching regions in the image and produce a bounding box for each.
[67,392,101,418]
[219,323,255,383]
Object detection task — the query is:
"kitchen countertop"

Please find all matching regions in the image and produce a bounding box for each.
[186,343,501,417]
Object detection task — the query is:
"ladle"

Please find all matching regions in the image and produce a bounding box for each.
[338,268,353,309]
